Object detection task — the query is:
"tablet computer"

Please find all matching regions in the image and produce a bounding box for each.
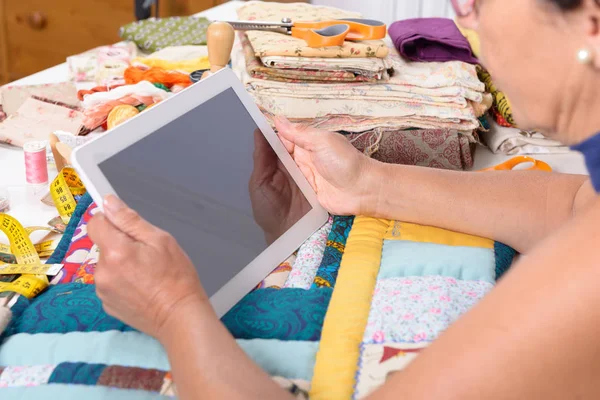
[72,68,329,316]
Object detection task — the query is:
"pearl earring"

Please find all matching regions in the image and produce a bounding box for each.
[577,48,594,65]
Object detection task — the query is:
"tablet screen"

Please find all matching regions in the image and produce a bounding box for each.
[98,88,312,296]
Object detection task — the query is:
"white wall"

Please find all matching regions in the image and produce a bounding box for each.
[311,0,455,25]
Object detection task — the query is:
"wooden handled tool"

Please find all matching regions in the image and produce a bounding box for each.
[48,133,67,171]
[201,21,235,80]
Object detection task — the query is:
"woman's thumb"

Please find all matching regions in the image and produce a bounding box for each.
[274,116,321,151]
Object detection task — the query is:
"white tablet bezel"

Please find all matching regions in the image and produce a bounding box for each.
[71,68,330,317]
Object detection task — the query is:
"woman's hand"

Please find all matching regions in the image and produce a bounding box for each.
[88,195,212,341]
[274,117,381,216]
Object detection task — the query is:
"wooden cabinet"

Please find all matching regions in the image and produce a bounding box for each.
[0,0,217,84]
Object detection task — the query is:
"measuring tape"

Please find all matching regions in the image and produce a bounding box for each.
[0,264,63,276]
[0,226,61,261]
[50,167,86,224]
[0,214,52,298]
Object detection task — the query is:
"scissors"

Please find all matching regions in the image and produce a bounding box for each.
[227,18,387,48]
[479,156,552,172]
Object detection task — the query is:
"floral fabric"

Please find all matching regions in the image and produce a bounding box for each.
[255,255,296,290]
[363,276,493,344]
[283,217,333,289]
[354,343,428,399]
[58,202,98,284]
[237,1,388,59]
[0,365,54,388]
[241,34,380,83]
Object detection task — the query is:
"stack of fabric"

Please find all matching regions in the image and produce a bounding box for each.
[234,2,490,170]
[456,24,570,155]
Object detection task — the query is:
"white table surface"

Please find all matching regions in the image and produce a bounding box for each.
[0,0,588,230]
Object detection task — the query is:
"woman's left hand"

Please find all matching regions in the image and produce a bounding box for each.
[88,195,211,341]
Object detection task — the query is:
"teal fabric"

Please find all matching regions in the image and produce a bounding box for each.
[49,362,105,385]
[0,385,168,400]
[379,240,496,283]
[494,241,516,280]
[222,288,333,341]
[4,283,134,339]
[46,193,93,264]
[0,332,318,381]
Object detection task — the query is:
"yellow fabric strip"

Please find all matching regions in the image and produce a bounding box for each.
[455,21,481,58]
[310,217,390,400]
[132,56,210,73]
[384,221,494,249]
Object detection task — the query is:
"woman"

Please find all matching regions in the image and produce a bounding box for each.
[88,0,600,398]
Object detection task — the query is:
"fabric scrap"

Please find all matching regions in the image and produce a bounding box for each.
[346,129,475,171]
[363,276,493,344]
[389,18,478,64]
[119,16,210,53]
[284,217,333,289]
[354,342,428,399]
[49,362,105,385]
[310,217,389,400]
[384,221,494,249]
[495,241,516,280]
[222,288,333,341]
[0,364,54,388]
[255,254,296,290]
[483,119,570,155]
[312,216,355,288]
[379,240,496,283]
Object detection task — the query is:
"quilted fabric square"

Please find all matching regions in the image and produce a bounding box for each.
[0,364,54,388]
[354,342,428,399]
[379,240,496,283]
[222,288,333,341]
[363,276,493,344]
[3,283,134,338]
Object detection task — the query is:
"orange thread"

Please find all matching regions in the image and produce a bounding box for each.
[124,66,192,88]
[77,84,125,101]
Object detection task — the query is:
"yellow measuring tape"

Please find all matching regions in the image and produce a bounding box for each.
[51,167,86,224]
[0,214,54,298]
[0,264,63,276]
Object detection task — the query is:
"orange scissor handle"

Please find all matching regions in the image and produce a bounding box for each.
[478,156,553,172]
[292,18,387,47]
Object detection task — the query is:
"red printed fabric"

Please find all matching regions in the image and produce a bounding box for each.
[345,129,475,171]
[58,202,98,284]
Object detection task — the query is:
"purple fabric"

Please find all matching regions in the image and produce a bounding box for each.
[389,18,478,64]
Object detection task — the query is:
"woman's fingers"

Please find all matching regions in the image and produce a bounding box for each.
[103,195,158,243]
[274,116,322,151]
[88,213,131,250]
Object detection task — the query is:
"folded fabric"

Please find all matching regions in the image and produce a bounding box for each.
[263,112,481,134]
[119,16,210,53]
[345,129,475,170]
[483,120,570,155]
[0,98,85,147]
[389,18,478,64]
[67,43,137,83]
[0,82,80,115]
[241,34,380,83]
[146,45,208,61]
[260,54,392,79]
[237,1,388,59]
[132,56,210,73]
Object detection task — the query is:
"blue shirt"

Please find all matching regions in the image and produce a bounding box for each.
[571,133,600,193]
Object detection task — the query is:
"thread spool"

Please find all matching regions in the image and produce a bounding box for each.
[201,22,235,80]
[24,141,49,185]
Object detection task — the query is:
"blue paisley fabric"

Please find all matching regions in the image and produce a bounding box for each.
[49,362,106,385]
[311,216,354,289]
[3,283,134,339]
[221,288,333,341]
[47,193,93,265]
[494,241,516,280]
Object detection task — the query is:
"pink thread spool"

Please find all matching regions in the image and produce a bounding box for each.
[24,141,49,185]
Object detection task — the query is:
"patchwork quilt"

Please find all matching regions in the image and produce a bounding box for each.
[0,193,515,398]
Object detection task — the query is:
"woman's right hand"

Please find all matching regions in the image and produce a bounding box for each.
[274,117,382,216]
